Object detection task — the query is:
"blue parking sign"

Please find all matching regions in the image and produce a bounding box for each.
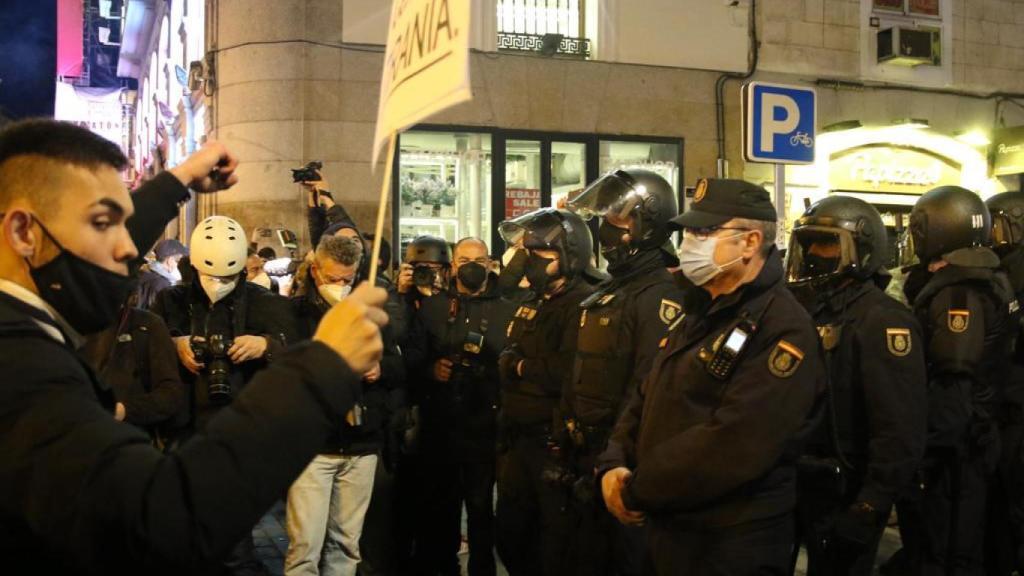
[744,82,816,164]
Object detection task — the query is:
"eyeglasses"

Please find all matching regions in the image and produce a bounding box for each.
[682,226,751,241]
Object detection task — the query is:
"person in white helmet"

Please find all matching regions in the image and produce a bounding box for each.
[151,215,299,575]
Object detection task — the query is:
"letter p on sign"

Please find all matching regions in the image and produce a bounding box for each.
[743,82,816,164]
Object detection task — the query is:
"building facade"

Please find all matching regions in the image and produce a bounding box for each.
[153,0,1024,260]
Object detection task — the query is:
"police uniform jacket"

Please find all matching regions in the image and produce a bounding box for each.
[803,279,928,512]
[905,248,1013,452]
[501,280,593,430]
[599,248,824,528]
[564,251,687,431]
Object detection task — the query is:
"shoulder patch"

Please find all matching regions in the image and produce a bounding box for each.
[886,328,912,357]
[768,340,804,379]
[948,309,970,333]
[659,299,683,326]
[598,294,616,306]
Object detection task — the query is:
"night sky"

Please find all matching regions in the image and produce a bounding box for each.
[0,1,57,119]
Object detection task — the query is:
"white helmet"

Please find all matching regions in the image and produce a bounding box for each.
[190,215,248,277]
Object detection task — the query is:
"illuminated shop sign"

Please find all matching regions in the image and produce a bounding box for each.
[829,145,961,194]
[993,126,1024,176]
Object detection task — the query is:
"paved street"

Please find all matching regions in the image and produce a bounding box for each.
[253,502,905,576]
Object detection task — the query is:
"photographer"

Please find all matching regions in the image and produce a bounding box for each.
[152,221,300,573]
[412,237,516,576]
[0,119,386,574]
[285,234,404,576]
[153,215,297,432]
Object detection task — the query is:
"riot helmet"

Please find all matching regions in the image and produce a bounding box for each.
[910,186,990,263]
[785,195,889,292]
[986,191,1024,255]
[499,208,597,290]
[404,235,451,296]
[568,169,678,267]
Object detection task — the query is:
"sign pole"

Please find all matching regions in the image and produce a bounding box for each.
[368,133,397,287]
[774,162,786,247]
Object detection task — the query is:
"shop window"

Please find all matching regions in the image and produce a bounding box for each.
[497,0,590,59]
[598,140,681,195]
[505,140,543,218]
[397,131,493,250]
[551,141,587,208]
[872,0,940,18]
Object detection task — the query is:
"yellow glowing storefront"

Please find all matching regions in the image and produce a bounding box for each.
[778,124,1007,268]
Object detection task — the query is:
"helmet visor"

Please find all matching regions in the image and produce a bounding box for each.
[785,225,858,284]
[567,170,645,221]
[498,208,567,250]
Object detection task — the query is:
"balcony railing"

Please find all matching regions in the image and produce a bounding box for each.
[497,32,591,58]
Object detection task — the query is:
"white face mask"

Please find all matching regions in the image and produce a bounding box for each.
[677,232,746,286]
[199,274,239,304]
[318,282,352,305]
[250,272,272,290]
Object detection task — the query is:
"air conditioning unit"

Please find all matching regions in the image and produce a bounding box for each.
[877,26,939,66]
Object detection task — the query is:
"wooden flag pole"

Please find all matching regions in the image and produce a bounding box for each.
[368,133,397,287]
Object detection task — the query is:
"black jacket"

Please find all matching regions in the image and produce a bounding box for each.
[500,280,594,430]
[906,249,1013,454]
[79,306,188,438]
[136,266,174,310]
[151,277,297,432]
[800,280,928,511]
[0,172,362,574]
[415,277,517,461]
[564,251,688,431]
[291,267,405,455]
[599,249,825,528]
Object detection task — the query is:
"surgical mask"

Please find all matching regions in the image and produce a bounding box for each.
[250,271,272,290]
[524,253,557,291]
[26,217,135,335]
[676,232,745,286]
[457,262,488,292]
[199,273,238,304]
[318,282,352,305]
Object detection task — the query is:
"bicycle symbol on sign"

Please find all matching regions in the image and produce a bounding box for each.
[789,131,814,148]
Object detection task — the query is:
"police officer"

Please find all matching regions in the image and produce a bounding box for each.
[985,191,1024,575]
[494,208,596,576]
[899,185,1013,575]
[414,237,516,576]
[785,196,928,575]
[560,169,687,576]
[597,178,824,575]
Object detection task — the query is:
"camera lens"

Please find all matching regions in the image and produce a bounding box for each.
[412,266,436,288]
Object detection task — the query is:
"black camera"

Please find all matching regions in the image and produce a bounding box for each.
[412,265,438,288]
[291,160,323,183]
[191,334,234,406]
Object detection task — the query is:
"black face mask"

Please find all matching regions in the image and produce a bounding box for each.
[524,253,557,292]
[27,217,135,335]
[457,262,488,292]
[498,249,529,294]
[598,220,632,267]
[801,254,840,278]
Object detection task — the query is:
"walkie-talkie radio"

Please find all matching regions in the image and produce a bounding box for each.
[705,317,757,380]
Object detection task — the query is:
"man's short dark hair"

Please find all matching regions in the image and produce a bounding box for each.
[0,119,129,213]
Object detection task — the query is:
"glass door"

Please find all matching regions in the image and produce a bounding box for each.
[503,140,543,219]
[551,141,587,208]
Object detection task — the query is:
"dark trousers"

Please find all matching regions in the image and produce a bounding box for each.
[987,422,1024,575]
[797,493,886,576]
[644,513,794,576]
[417,458,496,576]
[898,457,989,576]
[358,457,398,576]
[495,436,572,576]
[222,532,269,576]
[566,496,647,576]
